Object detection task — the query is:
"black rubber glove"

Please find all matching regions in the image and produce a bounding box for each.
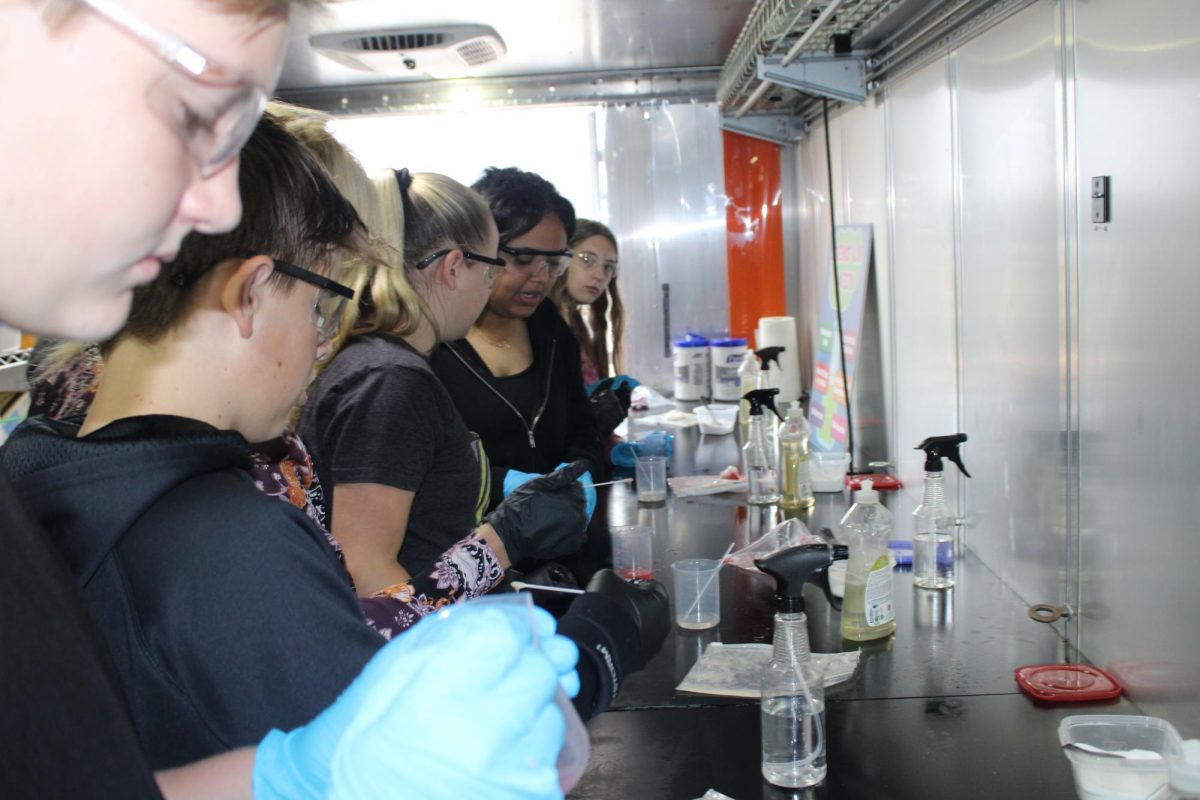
[588,377,633,437]
[485,461,588,565]
[584,569,670,671]
[556,569,671,720]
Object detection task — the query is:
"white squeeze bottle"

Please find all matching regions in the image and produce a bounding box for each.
[839,480,896,641]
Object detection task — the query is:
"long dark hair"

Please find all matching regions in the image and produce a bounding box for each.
[556,219,624,377]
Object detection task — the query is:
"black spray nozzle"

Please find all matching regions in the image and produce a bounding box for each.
[915,433,971,477]
[755,346,786,371]
[742,388,783,422]
[755,542,849,614]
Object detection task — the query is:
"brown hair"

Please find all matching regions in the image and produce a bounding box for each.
[554,219,624,377]
[114,113,367,346]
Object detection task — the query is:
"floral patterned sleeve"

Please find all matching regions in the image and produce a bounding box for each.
[359,533,505,639]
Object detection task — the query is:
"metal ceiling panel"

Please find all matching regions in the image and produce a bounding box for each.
[279,0,757,92]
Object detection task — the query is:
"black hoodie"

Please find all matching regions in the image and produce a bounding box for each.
[1,415,384,769]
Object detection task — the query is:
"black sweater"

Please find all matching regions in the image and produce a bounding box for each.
[430,300,605,510]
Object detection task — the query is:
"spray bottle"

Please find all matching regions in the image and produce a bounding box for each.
[840,480,896,640]
[755,542,849,789]
[743,388,783,505]
[778,401,815,510]
[755,347,786,468]
[737,349,761,442]
[912,434,970,590]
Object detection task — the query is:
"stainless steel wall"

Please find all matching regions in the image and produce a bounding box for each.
[791,0,1200,733]
[1073,0,1200,732]
[600,101,729,393]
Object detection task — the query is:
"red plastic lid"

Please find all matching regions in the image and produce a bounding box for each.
[846,473,902,491]
[1014,664,1123,703]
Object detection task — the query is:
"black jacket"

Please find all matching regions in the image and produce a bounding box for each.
[1,415,383,769]
[430,300,605,509]
[0,463,164,798]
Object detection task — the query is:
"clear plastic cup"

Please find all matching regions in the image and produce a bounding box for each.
[610,525,653,582]
[811,452,850,492]
[635,455,668,502]
[672,558,721,629]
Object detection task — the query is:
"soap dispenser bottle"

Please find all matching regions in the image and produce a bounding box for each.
[755,543,849,789]
[912,434,971,590]
[840,480,896,641]
[743,388,783,505]
[778,401,815,511]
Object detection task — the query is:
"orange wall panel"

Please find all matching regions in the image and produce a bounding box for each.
[723,130,787,346]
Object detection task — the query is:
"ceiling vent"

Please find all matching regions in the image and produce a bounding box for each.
[310,24,506,79]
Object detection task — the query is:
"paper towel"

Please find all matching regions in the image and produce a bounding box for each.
[756,316,802,404]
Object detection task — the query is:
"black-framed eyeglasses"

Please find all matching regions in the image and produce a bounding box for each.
[414,247,507,283]
[74,0,267,177]
[573,250,619,278]
[272,260,354,342]
[498,245,573,278]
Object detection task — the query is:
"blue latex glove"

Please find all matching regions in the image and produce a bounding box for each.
[610,431,675,468]
[503,468,541,497]
[585,374,640,396]
[253,601,579,800]
[557,462,596,522]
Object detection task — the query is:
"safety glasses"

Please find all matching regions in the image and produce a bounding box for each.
[73,0,267,177]
[272,261,354,343]
[414,247,507,284]
[498,245,573,278]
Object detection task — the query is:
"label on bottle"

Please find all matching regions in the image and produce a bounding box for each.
[864,559,895,627]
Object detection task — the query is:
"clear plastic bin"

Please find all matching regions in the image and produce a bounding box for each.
[1059,715,1182,800]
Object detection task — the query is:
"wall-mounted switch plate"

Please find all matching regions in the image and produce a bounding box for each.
[1091,176,1111,223]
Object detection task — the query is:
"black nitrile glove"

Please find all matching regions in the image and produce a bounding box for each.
[588,377,633,437]
[584,569,670,671]
[556,569,671,719]
[486,461,588,565]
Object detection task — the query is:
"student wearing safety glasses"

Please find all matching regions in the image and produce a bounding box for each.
[431,167,607,518]
[0,2,574,798]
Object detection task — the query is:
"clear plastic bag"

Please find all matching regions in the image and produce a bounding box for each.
[724,518,820,572]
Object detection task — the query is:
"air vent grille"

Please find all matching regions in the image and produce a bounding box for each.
[349,32,447,52]
[456,40,498,66]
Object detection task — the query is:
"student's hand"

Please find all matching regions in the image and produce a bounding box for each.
[557,462,597,522]
[253,601,576,800]
[503,468,541,496]
[584,569,670,671]
[488,461,588,564]
[587,376,635,436]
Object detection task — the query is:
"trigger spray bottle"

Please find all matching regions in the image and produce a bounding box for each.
[755,543,850,789]
[743,388,783,505]
[912,434,971,590]
[755,346,786,469]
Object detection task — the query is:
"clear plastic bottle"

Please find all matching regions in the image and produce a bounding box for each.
[913,471,955,589]
[737,351,760,442]
[779,402,815,510]
[839,480,896,641]
[761,611,826,788]
[744,395,781,505]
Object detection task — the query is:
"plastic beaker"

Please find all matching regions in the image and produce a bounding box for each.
[610,525,653,582]
[672,558,721,629]
[635,455,668,502]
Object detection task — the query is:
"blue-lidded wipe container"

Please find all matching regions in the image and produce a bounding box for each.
[672,334,710,400]
[710,337,749,401]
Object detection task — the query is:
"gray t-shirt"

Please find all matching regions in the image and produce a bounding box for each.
[298,334,489,575]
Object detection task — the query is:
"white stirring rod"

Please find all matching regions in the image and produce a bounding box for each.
[582,477,633,489]
[683,541,736,620]
[510,581,586,595]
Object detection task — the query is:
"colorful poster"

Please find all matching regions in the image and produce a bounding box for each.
[809,224,873,452]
